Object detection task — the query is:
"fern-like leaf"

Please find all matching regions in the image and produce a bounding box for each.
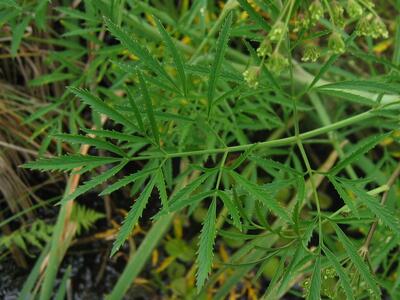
[154,17,187,96]
[111,177,156,256]
[332,223,381,297]
[307,256,321,300]
[229,171,292,223]
[104,17,176,88]
[100,167,158,196]
[207,11,233,114]
[217,190,242,230]
[154,190,215,219]
[61,161,127,203]
[329,132,389,175]
[127,89,145,132]
[137,72,160,145]
[323,245,355,300]
[349,184,400,235]
[54,134,126,157]
[155,169,168,210]
[22,155,121,172]
[328,176,359,218]
[68,87,138,130]
[71,205,105,235]
[168,171,217,207]
[196,198,217,291]
[82,128,148,144]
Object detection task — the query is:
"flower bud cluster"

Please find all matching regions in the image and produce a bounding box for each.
[301,45,321,62]
[356,13,388,39]
[243,66,260,88]
[243,0,389,87]
[265,53,289,75]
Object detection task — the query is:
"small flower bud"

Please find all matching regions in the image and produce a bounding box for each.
[332,1,345,28]
[266,52,289,75]
[371,17,388,39]
[243,66,260,88]
[363,0,375,9]
[309,1,324,22]
[269,21,286,42]
[322,267,336,279]
[355,13,373,37]
[346,0,363,19]
[301,45,321,62]
[257,39,272,57]
[356,14,388,39]
[328,32,345,54]
[294,14,310,33]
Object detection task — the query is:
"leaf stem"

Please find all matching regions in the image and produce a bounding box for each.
[129,108,378,161]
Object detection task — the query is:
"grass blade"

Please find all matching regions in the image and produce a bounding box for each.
[106,215,174,300]
[11,17,31,56]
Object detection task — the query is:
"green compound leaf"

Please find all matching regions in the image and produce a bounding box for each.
[104,17,176,88]
[68,87,138,130]
[217,190,242,230]
[22,155,121,172]
[53,134,126,157]
[154,17,187,96]
[61,162,127,203]
[348,184,400,235]
[100,167,158,196]
[207,11,233,115]
[332,223,381,297]
[229,170,292,223]
[328,176,359,218]
[329,132,390,175]
[111,176,156,256]
[137,72,160,145]
[323,245,355,300]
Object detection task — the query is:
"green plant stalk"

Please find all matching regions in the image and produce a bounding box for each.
[18,243,50,300]
[309,92,358,179]
[39,178,76,300]
[127,108,380,161]
[106,214,174,300]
